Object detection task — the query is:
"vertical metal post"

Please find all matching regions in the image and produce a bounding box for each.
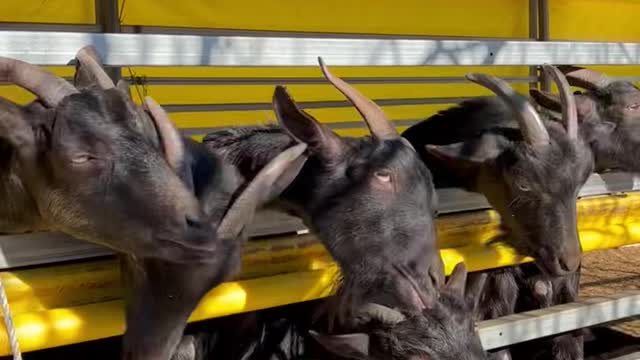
[528,0,540,90]
[95,0,121,83]
[538,0,551,91]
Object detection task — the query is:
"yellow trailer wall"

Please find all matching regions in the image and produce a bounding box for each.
[2,1,640,139]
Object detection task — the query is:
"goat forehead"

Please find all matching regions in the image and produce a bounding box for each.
[511,129,591,185]
[606,81,640,98]
[511,159,586,194]
[360,140,429,176]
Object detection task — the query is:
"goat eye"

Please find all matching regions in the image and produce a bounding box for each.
[627,104,640,110]
[374,170,392,183]
[71,154,93,164]
[517,183,530,192]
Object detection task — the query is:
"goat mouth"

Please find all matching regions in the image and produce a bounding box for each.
[534,254,570,277]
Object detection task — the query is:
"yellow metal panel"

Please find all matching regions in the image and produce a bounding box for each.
[1,192,640,354]
[123,66,530,79]
[0,67,77,105]
[0,1,95,24]
[549,0,640,42]
[171,104,453,129]
[0,86,35,105]
[581,66,640,78]
[186,127,413,140]
[0,269,337,353]
[118,0,529,38]
[334,127,412,138]
[133,83,529,106]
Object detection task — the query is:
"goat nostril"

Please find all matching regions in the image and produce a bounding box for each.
[558,256,579,273]
[185,216,204,229]
[430,269,442,288]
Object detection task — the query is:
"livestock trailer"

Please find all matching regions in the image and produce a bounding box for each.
[0,0,638,358]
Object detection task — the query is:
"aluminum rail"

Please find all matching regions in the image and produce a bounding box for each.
[609,352,640,360]
[478,290,640,350]
[0,263,637,355]
[3,31,640,66]
[0,171,638,269]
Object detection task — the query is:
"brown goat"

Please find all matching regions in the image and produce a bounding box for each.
[203,58,443,325]
[0,47,307,360]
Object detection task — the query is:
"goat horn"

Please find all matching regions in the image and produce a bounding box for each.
[556,65,611,91]
[355,303,405,325]
[75,46,116,90]
[217,143,308,240]
[466,73,549,148]
[144,96,185,173]
[542,65,578,140]
[0,57,78,107]
[318,57,399,140]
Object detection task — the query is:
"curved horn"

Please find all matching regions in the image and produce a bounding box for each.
[318,57,398,140]
[75,46,115,90]
[466,73,549,148]
[529,89,562,113]
[557,65,611,91]
[542,65,578,140]
[354,303,405,325]
[144,96,185,173]
[0,57,78,107]
[217,143,308,240]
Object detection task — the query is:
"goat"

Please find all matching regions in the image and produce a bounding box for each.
[170,263,488,360]
[402,66,593,360]
[0,47,307,360]
[530,66,640,173]
[309,262,489,360]
[203,58,444,323]
[403,67,593,276]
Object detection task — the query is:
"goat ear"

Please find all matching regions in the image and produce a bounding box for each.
[0,98,37,162]
[425,140,501,179]
[217,143,307,239]
[444,262,468,298]
[530,89,595,121]
[575,96,596,120]
[273,85,346,161]
[116,79,133,99]
[465,272,487,315]
[309,330,369,360]
[530,89,562,112]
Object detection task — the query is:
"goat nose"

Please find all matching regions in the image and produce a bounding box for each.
[185,215,205,230]
[429,261,445,288]
[558,252,581,273]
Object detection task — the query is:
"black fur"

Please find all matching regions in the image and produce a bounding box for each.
[402,93,593,360]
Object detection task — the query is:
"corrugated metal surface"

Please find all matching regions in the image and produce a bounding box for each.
[0,0,95,25]
[117,0,530,37]
[550,0,640,42]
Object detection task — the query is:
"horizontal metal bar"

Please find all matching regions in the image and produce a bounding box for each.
[161,97,471,112]
[1,171,639,269]
[0,263,637,355]
[0,23,100,33]
[134,76,536,85]
[179,120,422,136]
[4,31,640,66]
[609,352,640,360]
[477,291,640,350]
[119,25,533,42]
